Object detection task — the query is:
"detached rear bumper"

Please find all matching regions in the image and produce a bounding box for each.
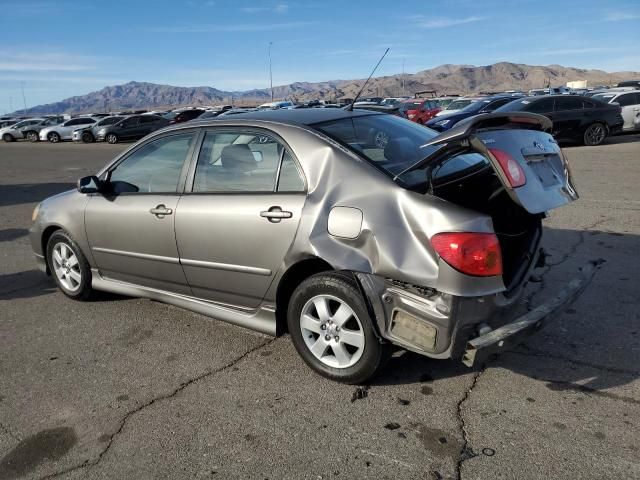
[462,260,602,367]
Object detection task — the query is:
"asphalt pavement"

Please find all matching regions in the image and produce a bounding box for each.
[1,136,639,480]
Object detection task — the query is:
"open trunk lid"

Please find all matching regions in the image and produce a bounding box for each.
[419,112,578,214]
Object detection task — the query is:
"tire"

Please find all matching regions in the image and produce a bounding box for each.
[46,230,93,300]
[106,133,118,144]
[48,132,61,143]
[287,272,391,384]
[583,122,607,146]
[26,131,39,142]
[2,133,14,142]
[81,131,94,143]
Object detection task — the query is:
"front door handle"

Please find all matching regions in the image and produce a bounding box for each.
[150,204,173,217]
[260,206,292,223]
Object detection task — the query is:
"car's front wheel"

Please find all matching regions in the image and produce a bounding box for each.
[46,231,93,300]
[81,131,94,143]
[2,133,14,142]
[26,131,39,142]
[583,122,607,146]
[48,132,61,143]
[287,272,390,384]
[106,133,118,144]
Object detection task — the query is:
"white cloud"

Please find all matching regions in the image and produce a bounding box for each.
[605,12,640,21]
[0,51,101,72]
[150,21,311,33]
[408,15,485,28]
[241,3,289,14]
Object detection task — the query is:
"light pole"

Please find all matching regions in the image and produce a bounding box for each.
[268,41,274,102]
[20,81,27,114]
[402,58,405,97]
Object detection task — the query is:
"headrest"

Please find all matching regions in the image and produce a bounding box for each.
[221,144,256,172]
[384,137,417,162]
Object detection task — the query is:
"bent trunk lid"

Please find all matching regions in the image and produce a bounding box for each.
[424,112,578,214]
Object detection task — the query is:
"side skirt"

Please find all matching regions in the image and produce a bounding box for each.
[91,269,277,336]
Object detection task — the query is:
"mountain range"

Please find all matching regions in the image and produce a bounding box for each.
[19,62,640,115]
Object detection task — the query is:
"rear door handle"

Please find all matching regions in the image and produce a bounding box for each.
[150,204,173,217]
[260,206,292,223]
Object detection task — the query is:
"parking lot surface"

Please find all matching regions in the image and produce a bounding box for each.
[1,137,639,480]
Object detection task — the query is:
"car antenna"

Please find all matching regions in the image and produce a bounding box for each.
[345,48,390,111]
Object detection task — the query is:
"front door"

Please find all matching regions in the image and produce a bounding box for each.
[175,129,306,308]
[85,131,197,294]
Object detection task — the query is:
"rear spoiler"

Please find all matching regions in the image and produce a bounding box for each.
[422,112,552,148]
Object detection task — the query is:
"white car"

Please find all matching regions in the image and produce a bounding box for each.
[593,90,640,132]
[39,117,97,143]
[1,118,44,142]
[435,98,478,117]
[257,101,294,110]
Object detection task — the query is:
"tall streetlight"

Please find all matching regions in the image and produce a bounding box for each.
[20,81,27,114]
[268,41,274,102]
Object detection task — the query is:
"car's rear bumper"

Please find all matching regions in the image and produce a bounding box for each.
[461,260,602,367]
[356,260,602,363]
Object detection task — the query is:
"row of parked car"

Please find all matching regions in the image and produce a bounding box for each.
[2,85,639,147]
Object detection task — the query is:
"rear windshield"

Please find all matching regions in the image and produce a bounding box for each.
[399,101,423,111]
[445,99,473,110]
[311,114,488,187]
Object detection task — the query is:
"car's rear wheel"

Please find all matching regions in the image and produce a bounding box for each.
[48,132,61,143]
[81,131,94,143]
[2,133,14,142]
[106,133,118,144]
[46,231,93,300]
[583,122,607,146]
[26,131,39,142]
[287,272,390,384]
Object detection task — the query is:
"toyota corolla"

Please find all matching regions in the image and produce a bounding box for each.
[30,109,596,383]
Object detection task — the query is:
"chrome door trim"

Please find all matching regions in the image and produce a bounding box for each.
[180,258,272,276]
[92,246,180,264]
[91,269,277,335]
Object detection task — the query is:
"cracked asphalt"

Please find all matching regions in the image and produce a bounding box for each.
[1,135,639,480]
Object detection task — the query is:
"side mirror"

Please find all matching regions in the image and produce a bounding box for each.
[77,175,102,194]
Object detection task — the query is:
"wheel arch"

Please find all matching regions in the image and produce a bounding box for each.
[275,257,334,335]
[41,225,63,275]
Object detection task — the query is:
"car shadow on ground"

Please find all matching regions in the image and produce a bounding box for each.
[0,183,74,207]
[368,226,639,396]
[0,228,29,242]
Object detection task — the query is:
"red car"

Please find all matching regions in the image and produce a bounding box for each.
[399,99,441,124]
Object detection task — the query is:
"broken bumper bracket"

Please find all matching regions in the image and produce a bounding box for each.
[462,259,604,367]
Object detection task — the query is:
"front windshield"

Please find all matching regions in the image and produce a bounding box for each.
[446,99,473,110]
[311,114,488,186]
[13,120,32,128]
[460,100,488,113]
[592,94,615,102]
[399,101,423,112]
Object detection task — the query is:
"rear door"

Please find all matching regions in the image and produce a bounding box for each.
[119,116,142,139]
[550,96,584,139]
[138,115,160,136]
[175,128,306,308]
[616,92,640,130]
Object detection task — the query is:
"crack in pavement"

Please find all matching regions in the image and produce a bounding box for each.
[455,368,484,480]
[525,219,607,311]
[504,349,640,376]
[38,337,277,480]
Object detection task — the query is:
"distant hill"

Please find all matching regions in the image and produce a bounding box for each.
[18,62,640,115]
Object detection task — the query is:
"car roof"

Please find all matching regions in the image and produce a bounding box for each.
[184,107,380,127]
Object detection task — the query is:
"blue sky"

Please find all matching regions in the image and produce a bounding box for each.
[0,0,638,113]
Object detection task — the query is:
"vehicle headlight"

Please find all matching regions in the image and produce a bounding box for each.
[32,203,41,222]
[408,114,416,118]
[435,119,451,126]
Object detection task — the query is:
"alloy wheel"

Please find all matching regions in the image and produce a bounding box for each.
[52,242,82,292]
[300,294,365,369]
[49,132,60,143]
[585,124,605,146]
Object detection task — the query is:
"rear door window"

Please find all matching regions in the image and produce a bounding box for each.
[554,97,583,111]
[525,98,555,113]
[617,93,637,107]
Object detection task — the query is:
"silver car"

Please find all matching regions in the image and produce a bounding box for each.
[30,109,594,383]
[39,117,97,142]
[1,118,44,142]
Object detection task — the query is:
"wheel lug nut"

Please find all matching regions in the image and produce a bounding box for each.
[325,335,331,341]
[336,326,340,332]
[321,324,326,330]
[335,336,339,341]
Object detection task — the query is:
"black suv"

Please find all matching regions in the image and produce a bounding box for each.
[496,95,624,146]
[96,115,169,144]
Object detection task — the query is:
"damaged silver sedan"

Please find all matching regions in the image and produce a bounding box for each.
[30,109,594,383]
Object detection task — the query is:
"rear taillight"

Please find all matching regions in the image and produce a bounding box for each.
[488,148,526,187]
[431,232,503,277]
